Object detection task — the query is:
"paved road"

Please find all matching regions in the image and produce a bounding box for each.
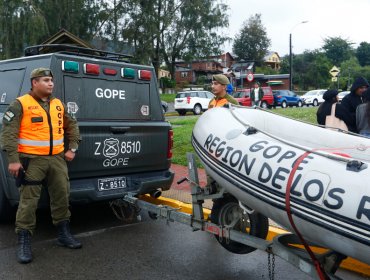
[0,203,367,280]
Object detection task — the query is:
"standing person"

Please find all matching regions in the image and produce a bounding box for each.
[341,77,369,132]
[316,89,354,131]
[250,81,264,107]
[356,88,370,136]
[0,68,82,264]
[207,74,238,190]
[208,74,238,109]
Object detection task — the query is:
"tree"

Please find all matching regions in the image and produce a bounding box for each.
[322,36,354,66]
[232,14,271,65]
[122,0,229,77]
[356,41,370,67]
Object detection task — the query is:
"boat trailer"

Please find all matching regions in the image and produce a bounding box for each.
[121,153,353,280]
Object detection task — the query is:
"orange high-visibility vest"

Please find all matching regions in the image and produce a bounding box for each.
[208,97,229,108]
[17,94,64,155]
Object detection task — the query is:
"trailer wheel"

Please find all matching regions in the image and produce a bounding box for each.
[211,195,269,254]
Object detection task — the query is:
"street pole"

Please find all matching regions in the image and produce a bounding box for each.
[289,21,308,91]
[289,33,292,90]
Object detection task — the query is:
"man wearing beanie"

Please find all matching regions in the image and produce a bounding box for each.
[341,76,369,132]
[208,74,238,108]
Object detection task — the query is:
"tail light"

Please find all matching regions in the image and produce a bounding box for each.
[277,96,282,98]
[167,129,173,159]
[187,97,191,104]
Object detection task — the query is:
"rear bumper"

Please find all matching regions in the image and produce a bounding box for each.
[69,169,174,204]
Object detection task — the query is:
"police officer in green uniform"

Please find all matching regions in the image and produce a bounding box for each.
[208,74,238,109]
[0,68,82,264]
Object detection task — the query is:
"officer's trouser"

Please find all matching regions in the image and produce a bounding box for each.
[15,154,71,235]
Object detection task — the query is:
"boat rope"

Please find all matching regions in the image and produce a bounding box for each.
[228,105,360,164]
[285,150,330,280]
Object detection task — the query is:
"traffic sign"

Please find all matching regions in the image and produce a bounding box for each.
[331,77,337,82]
[329,66,340,77]
[246,73,254,82]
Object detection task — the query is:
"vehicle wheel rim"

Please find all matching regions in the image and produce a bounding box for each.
[219,202,250,233]
[282,102,287,108]
[194,106,201,114]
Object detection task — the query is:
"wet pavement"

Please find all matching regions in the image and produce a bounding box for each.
[0,164,368,279]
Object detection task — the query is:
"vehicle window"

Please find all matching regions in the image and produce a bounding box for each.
[0,69,25,104]
[198,92,206,98]
[206,92,214,98]
[189,92,198,97]
[263,88,271,95]
[234,91,245,98]
[176,92,186,98]
[64,76,150,120]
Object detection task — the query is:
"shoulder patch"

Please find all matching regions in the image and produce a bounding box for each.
[3,110,15,122]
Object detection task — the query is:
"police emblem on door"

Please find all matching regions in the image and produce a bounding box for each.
[103,138,120,158]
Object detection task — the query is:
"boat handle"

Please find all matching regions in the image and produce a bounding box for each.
[110,126,130,134]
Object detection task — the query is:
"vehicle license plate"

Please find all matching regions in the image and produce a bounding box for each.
[98,177,127,191]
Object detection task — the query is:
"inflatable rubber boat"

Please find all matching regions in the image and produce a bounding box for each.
[192,105,370,265]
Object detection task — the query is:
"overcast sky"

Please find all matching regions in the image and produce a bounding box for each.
[223,0,370,57]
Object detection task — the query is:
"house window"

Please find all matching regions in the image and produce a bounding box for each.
[181,72,188,78]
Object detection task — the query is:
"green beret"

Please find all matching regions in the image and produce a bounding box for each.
[212,74,229,85]
[30,68,53,79]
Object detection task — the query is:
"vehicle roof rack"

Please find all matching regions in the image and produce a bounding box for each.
[24,44,133,62]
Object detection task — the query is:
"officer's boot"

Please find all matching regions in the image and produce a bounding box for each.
[56,220,82,249]
[17,229,33,264]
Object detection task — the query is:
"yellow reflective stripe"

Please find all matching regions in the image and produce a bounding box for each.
[18,138,64,146]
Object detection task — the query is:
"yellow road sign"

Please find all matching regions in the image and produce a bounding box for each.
[329,66,340,77]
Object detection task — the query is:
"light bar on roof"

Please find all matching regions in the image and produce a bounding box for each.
[84,63,100,75]
[62,60,79,73]
[103,68,117,76]
[138,70,151,81]
[121,68,135,79]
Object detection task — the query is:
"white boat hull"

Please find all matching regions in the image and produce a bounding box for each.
[192,106,370,265]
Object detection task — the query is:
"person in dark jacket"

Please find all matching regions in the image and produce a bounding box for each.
[356,88,370,137]
[317,89,354,129]
[341,77,369,132]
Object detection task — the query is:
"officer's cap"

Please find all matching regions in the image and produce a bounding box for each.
[212,74,229,85]
[30,68,53,79]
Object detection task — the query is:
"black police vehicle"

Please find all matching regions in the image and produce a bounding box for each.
[0,45,174,220]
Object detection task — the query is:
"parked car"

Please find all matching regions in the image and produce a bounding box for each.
[233,87,274,109]
[338,91,350,103]
[0,44,174,221]
[301,89,326,106]
[174,90,214,115]
[272,90,303,108]
[161,100,168,113]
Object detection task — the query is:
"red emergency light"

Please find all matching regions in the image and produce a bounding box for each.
[138,70,151,81]
[103,68,117,76]
[84,63,100,75]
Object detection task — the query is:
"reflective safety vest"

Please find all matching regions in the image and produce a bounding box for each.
[17,94,64,155]
[208,97,229,108]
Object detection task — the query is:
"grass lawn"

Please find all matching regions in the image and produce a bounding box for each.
[160,93,176,103]
[169,107,318,167]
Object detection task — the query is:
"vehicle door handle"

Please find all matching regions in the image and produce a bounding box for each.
[110,126,130,134]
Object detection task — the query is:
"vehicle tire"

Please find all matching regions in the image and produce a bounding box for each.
[297,101,303,107]
[260,101,268,109]
[193,104,202,115]
[313,99,318,106]
[177,110,186,116]
[281,101,287,108]
[0,185,15,222]
[211,195,269,254]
